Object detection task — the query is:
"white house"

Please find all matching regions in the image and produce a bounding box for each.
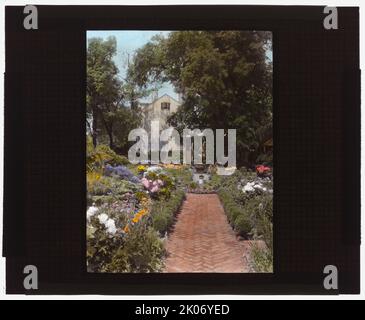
[138,94,181,161]
[140,93,181,132]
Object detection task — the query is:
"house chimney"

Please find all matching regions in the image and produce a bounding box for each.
[152,88,158,102]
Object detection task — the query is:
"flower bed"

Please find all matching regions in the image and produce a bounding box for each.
[86,143,189,272]
[217,167,273,272]
[150,189,186,235]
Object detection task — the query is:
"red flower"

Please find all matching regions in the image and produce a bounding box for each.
[256,165,270,174]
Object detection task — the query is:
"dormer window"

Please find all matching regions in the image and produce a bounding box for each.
[161,102,170,111]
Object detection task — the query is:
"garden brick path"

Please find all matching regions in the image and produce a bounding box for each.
[163,193,249,272]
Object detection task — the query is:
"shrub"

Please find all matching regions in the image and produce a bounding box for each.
[234,214,252,236]
[87,219,164,273]
[109,225,165,273]
[86,171,103,194]
[250,243,273,273]
[88,176,112,195]
[189,182,198,189]
[218,190,239,221]
[88,176,141,206]
[217,167,273,269]
[86,137,129,174]
[164,167,192,189]
[96,144,129,166]
[151,189,185,234]
[250,195,273,272]
[201,173,223,191]
[86,188,162,273]
[86,163,185,272]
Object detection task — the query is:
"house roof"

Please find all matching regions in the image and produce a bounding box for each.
[149,93,181,106]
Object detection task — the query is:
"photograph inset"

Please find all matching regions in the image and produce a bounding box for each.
[86,30,273,273]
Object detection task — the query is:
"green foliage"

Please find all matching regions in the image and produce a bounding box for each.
[86,171,162,272]
[151,189,185,234]
[87,137,129,174]
[158,173,174,190]
[129,31,273,166]
[164,167,193,189]
[87,137,109,174]
[218,189,253,235]
[109,226,164,273]
[217,168,273,272]
[189,182,198,189]
[87,219,164,273]
[87,37,142,151]
[135,191,147,202]
[251,243,273,273]
[87,164,187,272]
[95,143,129,166]
[145,171,158,180]
[87,36,120,146]
[234,214,253,236]
[198,173,223,192]
[86,137,131,203]
[89,176,141,206]
[87,36,119,101]
[250,194,273,272]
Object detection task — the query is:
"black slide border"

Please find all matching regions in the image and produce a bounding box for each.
[3,5,360,294]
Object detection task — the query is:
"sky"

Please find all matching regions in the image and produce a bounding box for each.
[87,30,273,103]
[87,30,177,102]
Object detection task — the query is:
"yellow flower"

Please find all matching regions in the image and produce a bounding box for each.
[123,225,130,233]
[137,165,146,173]
[131,209,148,224]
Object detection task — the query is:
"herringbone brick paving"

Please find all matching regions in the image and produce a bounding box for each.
[163,193,250,272]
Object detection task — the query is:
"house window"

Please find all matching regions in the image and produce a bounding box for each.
[161,102,170,111]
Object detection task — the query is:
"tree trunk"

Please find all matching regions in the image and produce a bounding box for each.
[107,127,114,150]
[92,106,98,147]
[100,113,115,151]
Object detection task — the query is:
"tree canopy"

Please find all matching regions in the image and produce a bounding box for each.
[128,31,273,166]
[87,36,142,153]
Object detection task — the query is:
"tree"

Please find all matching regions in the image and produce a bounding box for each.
[128,31,272,166]
[87,37,142,153]
[87,36,120,147]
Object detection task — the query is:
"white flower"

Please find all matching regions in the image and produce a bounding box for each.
[105,218,117,235]
[87,206,99,220]
[96,213,117,235]
[97,213,109,225]
[243,186,254,193]
[253,183,267,192]
[243,182,255,193]
[147,166,162,173]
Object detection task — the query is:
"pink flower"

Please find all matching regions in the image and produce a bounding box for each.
[151,185,159,193]
[141,178,150,189]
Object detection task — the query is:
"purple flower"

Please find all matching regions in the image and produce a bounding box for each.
[104,164,140,183]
